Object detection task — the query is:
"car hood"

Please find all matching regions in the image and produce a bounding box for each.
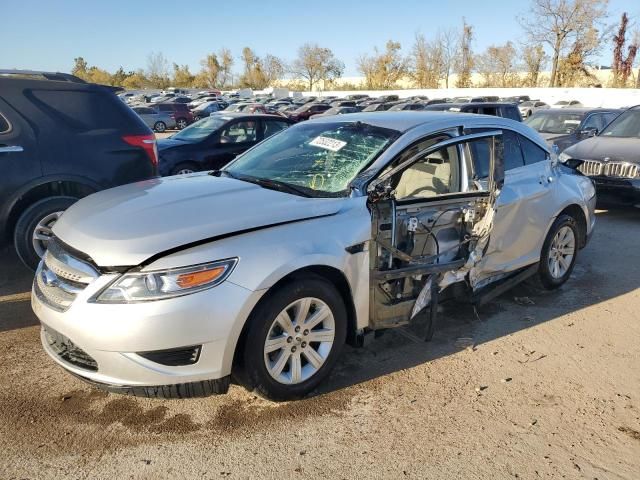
[52,174,344,267]
[564,136,640,163]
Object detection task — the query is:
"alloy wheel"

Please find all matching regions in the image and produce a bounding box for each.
[32,211,63,257]
[548,225,575,279]
[263,297,335,385]
[177,119,187,129]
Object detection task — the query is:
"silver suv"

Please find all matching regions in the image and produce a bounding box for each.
[32,112,596,401]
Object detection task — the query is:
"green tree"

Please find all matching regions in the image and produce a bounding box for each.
[71,57,89,80]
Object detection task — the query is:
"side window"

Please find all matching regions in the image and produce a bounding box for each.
[581,114,601,131]
[392,144,460,200]
[0,112,9,133]
[519,135,547,165]
[262,120,290,138]
[603,112,619,126]
[467,131,523,179]
[503,131,524,170]
[503,107,521,122]
[481,107,498,116]
[220,121,257,144]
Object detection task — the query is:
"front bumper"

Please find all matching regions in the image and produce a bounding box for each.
[593,177,640,203]
[32,271,264,396]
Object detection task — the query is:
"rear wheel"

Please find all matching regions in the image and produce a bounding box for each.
[176,118,188,129]
[239,276,347,401]
[14,196,78,270]
[537,214,578,289]
[153,121,166,132]
[170,162,199,175]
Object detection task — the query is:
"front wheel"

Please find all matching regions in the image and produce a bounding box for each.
[239,276,347,401]
[153,121,166,132]
[537,214,578,290]
[14,196,78,270]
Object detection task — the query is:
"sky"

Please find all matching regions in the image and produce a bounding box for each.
[1,0,639,77]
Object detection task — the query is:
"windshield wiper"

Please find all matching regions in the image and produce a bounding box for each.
[209,171,312,197]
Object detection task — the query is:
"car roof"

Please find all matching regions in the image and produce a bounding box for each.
[214,112,292,121]
[531,107,621,115]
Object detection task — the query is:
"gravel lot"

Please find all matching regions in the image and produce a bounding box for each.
[1,207,639,479]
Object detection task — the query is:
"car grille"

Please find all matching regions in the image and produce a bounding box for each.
[43,324,98,371]
[34,239,99,312]
[577,160,639,179]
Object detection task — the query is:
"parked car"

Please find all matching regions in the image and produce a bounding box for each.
[452,96,488,103]
[132,106,176,132]
[362,102,393,112]
[345,94,369,101]
[0,70,158,270]
[156,113,293,175]
[359,95,400,107]
[33,111,595,401]
[551,100,583,109]
[165,96,192,104]
[287,103,332,122]
[424,102,522,121]
[558,106,640,205]
[329,100,357,108]
[518,101,550,118]
[192,101,225,120]
[154,103,194,129]
[188,96,219,110]
[500,95,531,104]
[525,108,622,152]
[424,98,452,105]
[308,106,360,119]
[388,102,427,111]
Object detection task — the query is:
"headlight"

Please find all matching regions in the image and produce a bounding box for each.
[558,152,571,163]
[93,259,237,303]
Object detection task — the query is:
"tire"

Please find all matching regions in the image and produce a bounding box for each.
[239,275,347,401]
[170,162,199,175]
[176,118,188,129]
[14,196,78,271]
[537,214,579,290]
[153,121,166,133]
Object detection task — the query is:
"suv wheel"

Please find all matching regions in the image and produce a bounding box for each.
[176,118,188,129]
[153,121,166,132]
[537,214,578,290]
[170,162,198,175]
[14,196,78,270]
[239,276,347,401]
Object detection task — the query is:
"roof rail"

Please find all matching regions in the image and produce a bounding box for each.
[0,70,87,83]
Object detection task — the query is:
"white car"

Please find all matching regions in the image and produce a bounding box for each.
[518,101,550,118]
[32,112,596,401]
[551,100,583,109]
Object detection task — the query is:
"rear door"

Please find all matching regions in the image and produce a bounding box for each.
[368,131,504,328]
[203,119,259,170]
[0,98,41,234]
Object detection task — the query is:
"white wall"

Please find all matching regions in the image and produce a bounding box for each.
[300,87,640,108]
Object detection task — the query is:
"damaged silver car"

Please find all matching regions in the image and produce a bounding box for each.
[32,112,596,401]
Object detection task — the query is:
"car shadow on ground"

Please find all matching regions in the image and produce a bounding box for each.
[1,207,639,396]
[318,206,640,396]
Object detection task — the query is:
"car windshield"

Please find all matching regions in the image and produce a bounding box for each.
[600,110,640,138]
[555,101,569,105]
[224,122,397,197]
[170,116,229,142]
[520,101,534,107]
[525,112,583,134]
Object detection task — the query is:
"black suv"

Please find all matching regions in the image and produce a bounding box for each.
[0,70,158,270]
[424,102,523,122]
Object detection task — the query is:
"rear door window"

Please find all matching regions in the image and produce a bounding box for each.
[502,107,521,121]
[467,130,523,178]
[262,120,290,139]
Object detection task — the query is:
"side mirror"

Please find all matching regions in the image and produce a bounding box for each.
[580,128,598,138]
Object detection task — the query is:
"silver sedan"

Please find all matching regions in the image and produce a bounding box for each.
[131,106,177,132]
[32,112,595,401]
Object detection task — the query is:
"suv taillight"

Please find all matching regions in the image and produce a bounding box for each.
[123,134,158,167]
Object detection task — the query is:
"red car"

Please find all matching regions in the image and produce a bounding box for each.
[287,102,332,122]
[154,103,194,129]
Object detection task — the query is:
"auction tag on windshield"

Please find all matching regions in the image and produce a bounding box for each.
[309,136,347,152]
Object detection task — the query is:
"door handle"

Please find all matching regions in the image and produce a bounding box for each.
[0,145,24,153]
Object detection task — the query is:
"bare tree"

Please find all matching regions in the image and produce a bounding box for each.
[218,48,234,88]
[476,42,519,87]
[357,40,408,89]
[439,29,459,88]
[290,43,344,91]
[612,13,639,87]
[262,54,286,87]
[410,33,443,88]
[172,64,194,87]
[146,52,171,89]
[521,44,548,86]
[455,19,474,87]
[199,53,221,88]
[519,0,609,87]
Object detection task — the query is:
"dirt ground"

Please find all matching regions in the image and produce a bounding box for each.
[1,207,639,480]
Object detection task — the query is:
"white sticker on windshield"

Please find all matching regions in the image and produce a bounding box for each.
[309,136,347,152]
